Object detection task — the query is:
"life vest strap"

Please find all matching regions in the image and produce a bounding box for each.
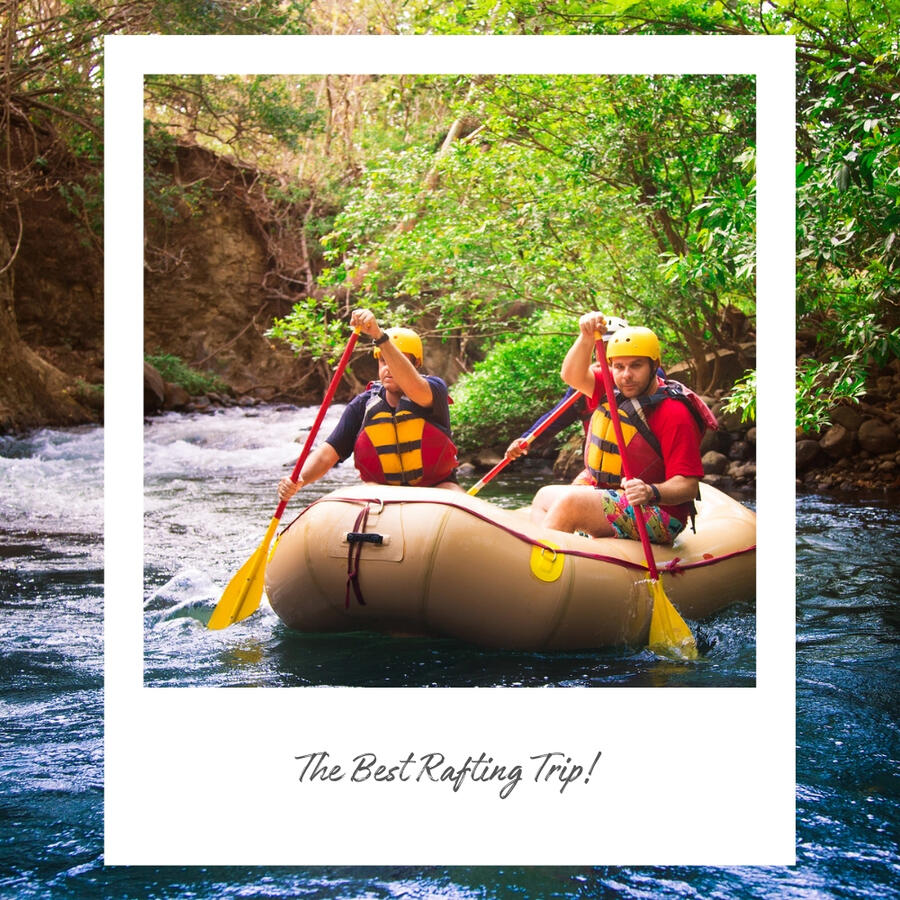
[375,440,421,456]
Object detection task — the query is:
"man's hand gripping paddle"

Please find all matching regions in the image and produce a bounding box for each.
[207,328,361,630]
[594,333,698,660]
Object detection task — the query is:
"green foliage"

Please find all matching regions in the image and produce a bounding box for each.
[145,353,229,396]
[795,359,867,435]
[796,314,900,432]
[313,73,755,375]
[793,7,900,339]
[398,0,896,431]
[721,370,756,425]
[143,1,313,35]
[449,312,577,451]
[145,75,322,162]
[266,296,359,366]
[840,315,900,369]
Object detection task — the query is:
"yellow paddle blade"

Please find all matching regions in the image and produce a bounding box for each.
[207,516,280,630]
[647,578,698,661]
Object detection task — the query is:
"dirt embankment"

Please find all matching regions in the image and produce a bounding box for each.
[142,144,467,414]
[0,119,103,431]
[143,144,330,406]
[1,140,334,434]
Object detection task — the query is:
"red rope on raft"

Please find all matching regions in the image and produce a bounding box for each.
[283,495,756,575]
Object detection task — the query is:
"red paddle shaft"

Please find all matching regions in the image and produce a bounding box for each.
[595,340,660,580]
[274,329,360,519]
[467,389,583,495]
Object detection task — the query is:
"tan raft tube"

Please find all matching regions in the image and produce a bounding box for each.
[264,482,756,651]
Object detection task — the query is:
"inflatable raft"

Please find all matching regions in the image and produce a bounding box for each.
[264,483,756,650]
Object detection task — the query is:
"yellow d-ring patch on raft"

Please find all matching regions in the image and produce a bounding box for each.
[530,542,564,583]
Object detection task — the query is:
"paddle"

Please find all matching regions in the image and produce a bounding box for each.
[467,390,583,496]
[207,328,361,630]
[594,337,698,660]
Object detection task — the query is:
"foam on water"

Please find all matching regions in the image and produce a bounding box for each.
[142,405,348,478]
[143,566,220,626]
[142,406,362,585]
[0,426,104,537]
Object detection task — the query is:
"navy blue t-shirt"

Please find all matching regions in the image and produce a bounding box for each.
[325,376,453,463]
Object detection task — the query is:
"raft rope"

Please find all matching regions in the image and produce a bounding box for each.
[284,495,755,577]
[345,504,371,608]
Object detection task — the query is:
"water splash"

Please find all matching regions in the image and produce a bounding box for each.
[0,426,103,538]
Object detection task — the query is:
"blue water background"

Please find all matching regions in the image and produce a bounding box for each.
[1,413,897,897]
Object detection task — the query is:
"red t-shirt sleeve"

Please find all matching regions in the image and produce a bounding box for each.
[589,369,606,407]
[651,399,704,479]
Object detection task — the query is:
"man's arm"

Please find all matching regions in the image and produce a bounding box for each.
[561,312,607,397]
[351,308,433,407]
[277,442,340,501]
[377,337,434,407]
[621,474,700,508]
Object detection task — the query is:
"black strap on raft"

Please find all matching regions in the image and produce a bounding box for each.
[345,504,371,609]
[346,532,384,544]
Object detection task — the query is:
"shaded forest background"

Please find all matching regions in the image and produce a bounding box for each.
[1,0,897,453]
[143,69,756,442]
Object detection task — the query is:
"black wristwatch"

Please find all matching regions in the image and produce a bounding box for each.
[649,484,661,503]
[373,332,390,346]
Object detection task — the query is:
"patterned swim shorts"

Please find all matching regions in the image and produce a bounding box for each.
[599,490,684,544]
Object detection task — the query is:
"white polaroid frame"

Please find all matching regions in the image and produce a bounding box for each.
[105,35,795,865]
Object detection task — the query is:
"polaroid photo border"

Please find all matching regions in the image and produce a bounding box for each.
[105,34,795,865]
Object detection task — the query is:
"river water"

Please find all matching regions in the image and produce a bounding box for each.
[1,409,897,897]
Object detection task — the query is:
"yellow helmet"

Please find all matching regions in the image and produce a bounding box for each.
[373,327,424,367]
[606,326,661,364]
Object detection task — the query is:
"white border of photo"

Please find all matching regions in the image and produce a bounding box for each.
[105,34,795,866]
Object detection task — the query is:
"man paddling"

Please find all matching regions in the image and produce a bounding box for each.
[503,318,629,484]
[277,307,463,501]
[530,311,715,544]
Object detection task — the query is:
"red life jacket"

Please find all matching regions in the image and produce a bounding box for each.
[353,391,459,486]
[585,400,667,487]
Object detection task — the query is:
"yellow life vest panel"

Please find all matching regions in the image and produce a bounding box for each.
[354,394,458,486]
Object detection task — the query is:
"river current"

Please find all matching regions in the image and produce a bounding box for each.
[1,408,897,897]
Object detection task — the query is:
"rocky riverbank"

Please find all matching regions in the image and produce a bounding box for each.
[795,360,900,494]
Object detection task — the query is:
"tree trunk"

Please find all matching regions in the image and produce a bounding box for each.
[0,229,94,432]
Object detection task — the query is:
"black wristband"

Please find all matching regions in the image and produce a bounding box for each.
[649,484,661,503]
[373,332,390,346]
